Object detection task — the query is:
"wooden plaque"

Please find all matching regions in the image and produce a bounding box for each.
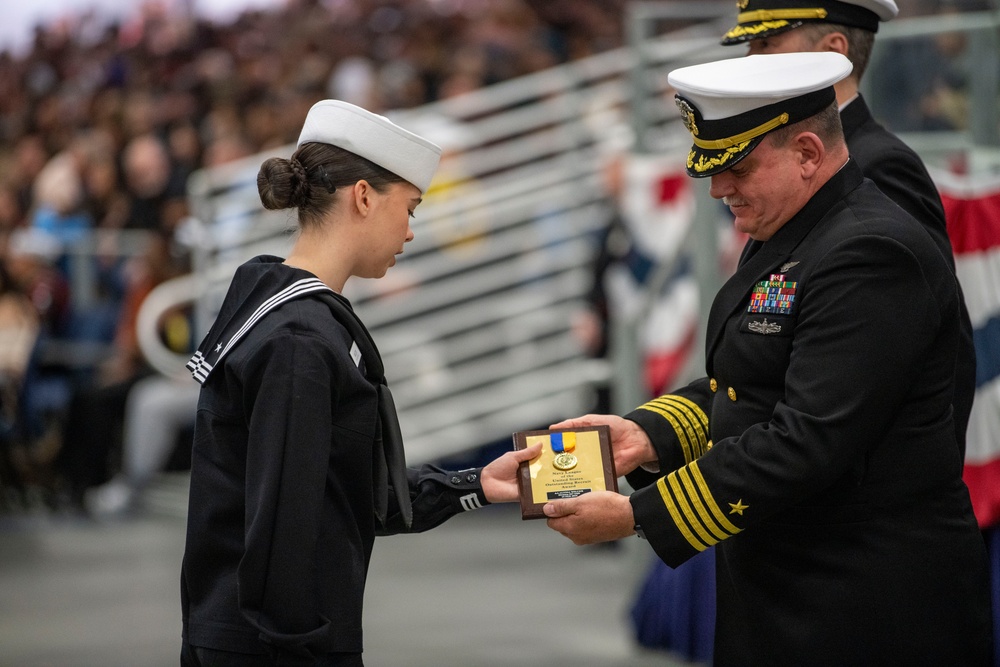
[513,425,617,520]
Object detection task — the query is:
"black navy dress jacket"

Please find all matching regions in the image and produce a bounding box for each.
[842,94,976,458]
[180,257,487,664]
[625,161,992,666]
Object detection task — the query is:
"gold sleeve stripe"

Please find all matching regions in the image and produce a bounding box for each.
[645,399,699,461]
[648,396,705,434]
[656,476,710,552]
[652,396,709,442]
[659,396,710,457]
[639,395,710,462]
[690,461,741,535]
[663,394,709,429]
[638,402,695,463]
[667,473,720,548]
[677,466,731,541]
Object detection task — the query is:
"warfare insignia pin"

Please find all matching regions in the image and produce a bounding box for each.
[675,97,699,137]
[748,319,781,335]
[780,261,800,272]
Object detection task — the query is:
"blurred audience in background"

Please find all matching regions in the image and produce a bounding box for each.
[865,0,989,133]
[0,0,983,514]
[0,0,631,514]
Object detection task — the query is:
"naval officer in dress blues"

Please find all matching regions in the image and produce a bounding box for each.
[720,0,977,463]
[542,52,992,666]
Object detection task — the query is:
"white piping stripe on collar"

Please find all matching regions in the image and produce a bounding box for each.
[216,278,330,362]
[187,277,335,384]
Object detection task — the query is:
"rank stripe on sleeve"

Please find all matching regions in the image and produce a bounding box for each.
[660,395,709,452]
[637,403,697,463]
[676,466,729,541]
[652,406,695,464]
[656,476,709,552]
[656,460,742,552]
[637,395,710,463]
[667,473,719,548]
[689,461,741,534]
[459,493,482,511]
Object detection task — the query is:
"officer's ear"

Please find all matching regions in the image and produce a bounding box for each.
[792,132,825,179]
[816,30,849,58]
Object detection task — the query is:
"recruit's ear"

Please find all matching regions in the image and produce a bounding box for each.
[351,179,373,216]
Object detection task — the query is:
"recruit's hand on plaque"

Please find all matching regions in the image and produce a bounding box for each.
[543,490,635,545]
[549,414,656,476]
[481,443,542,503]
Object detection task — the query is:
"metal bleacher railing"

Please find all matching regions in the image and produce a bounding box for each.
[136,3,1000,465]
[135,8,734,465]
[865,8,1000,166]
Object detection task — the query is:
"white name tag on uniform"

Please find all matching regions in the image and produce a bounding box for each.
[350,341,362,367]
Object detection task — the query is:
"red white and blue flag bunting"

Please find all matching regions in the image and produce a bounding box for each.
[938,170,1000,529]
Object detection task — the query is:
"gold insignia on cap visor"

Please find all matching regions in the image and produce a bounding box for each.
[724,20,795,41]
[692,112,790,150]
[676,89,829,177]
[667,52,852,178]
[675,97,700,136]
[721,0,897,44]
[738,7,827,21]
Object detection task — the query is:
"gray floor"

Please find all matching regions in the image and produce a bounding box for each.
[0,474,697,667]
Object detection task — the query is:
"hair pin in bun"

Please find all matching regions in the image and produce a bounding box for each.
[313,165,336,193]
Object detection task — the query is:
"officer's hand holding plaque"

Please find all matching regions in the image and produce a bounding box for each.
[513,426,617,519]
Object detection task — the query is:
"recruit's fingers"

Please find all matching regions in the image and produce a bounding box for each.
[480,443,542,503]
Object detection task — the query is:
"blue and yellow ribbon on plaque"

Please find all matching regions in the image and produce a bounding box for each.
[551,432,576,452]
[550,432,578,470]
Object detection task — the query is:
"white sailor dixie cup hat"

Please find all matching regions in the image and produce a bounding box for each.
[722,0,899,45]
[296,100,443,194]
[668,52,853,178]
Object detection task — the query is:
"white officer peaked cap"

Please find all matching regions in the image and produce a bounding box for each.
[296,100,443,194]
[668,52,853,177]
[847,0,899,20]
[722,0,899,45]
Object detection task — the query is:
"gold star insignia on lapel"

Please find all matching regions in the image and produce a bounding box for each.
[780,261,800,272]
[728,499,749,515]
